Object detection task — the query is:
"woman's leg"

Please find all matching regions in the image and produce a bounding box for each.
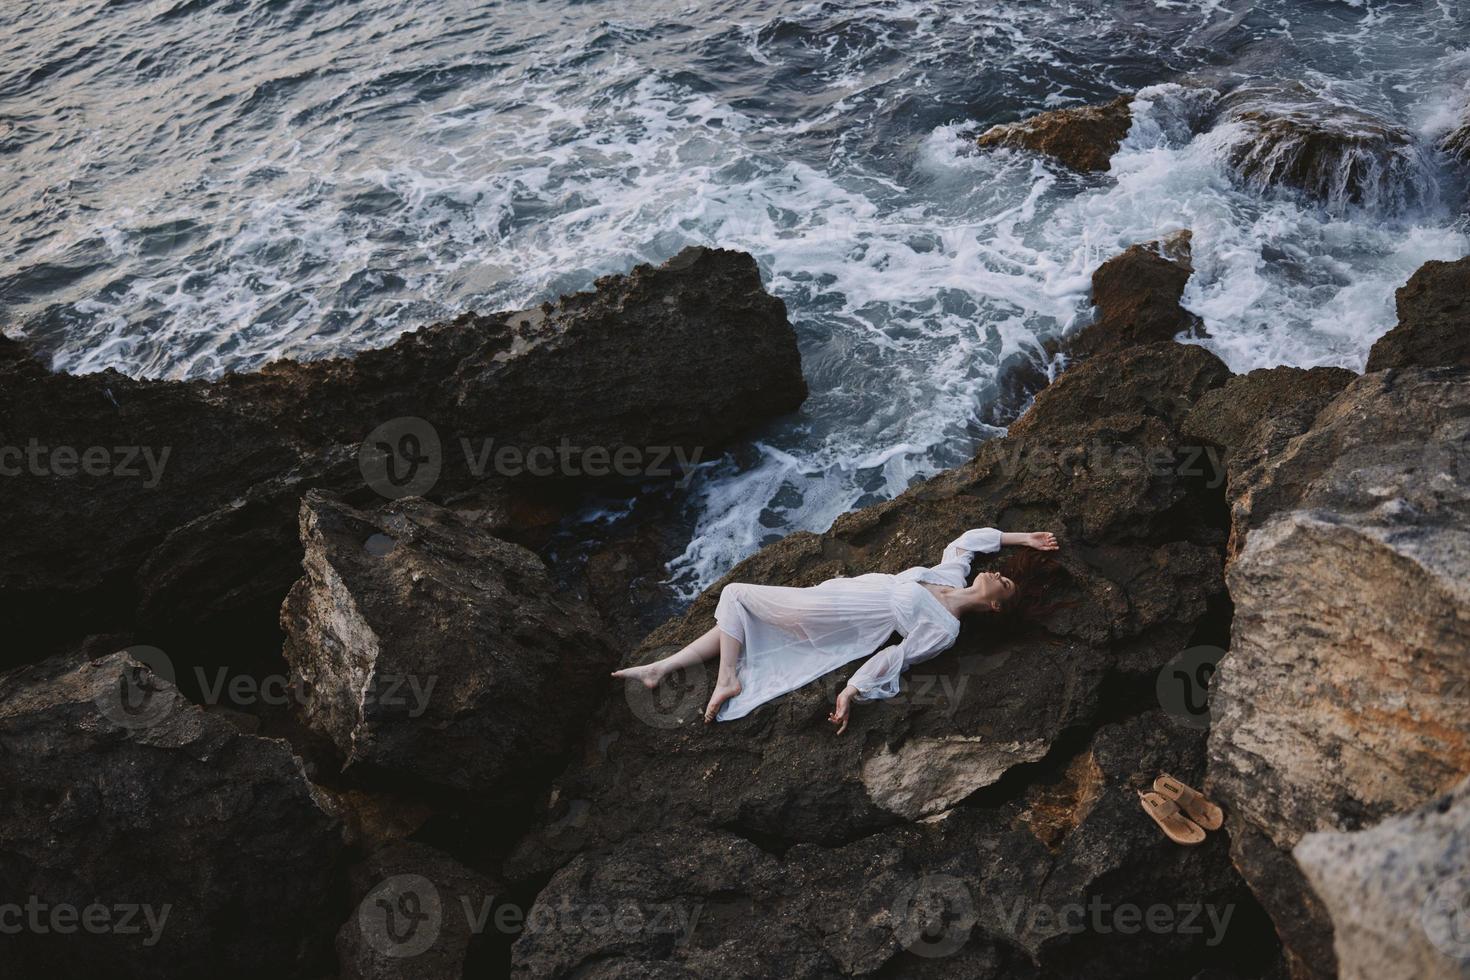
[611,626,720,688]
[703,627,744,723]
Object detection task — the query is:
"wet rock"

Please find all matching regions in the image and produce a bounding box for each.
[336,841,503,980]
[1366,255,1470,372]
[1294,775,1470,980]
[1068,230,1205,357]
[1442,112,1470,165]
[0,644,345,979]
[1210,83,1432,213]
[0,246,805,664]
[281,491,617,798]
[1206,367,1470,977]
[507,341,1233,881]
[976,95,1133,172]
[1179,365,1356,558]
[510,712,1275,978]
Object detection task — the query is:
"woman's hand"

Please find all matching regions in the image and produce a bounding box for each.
[828,685,858,735]
[1024,531,1059,551]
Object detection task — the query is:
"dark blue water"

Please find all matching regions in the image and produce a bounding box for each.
[2,0,1467,592]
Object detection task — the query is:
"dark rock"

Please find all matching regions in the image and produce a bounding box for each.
[1179,365,1356,559]
[507,341,1233,884]
[976,95,1133,173]
[511,712,1276,978]
[0,644,345,979]
[1206,367,1470,978]
[1366,255,1470,372]
[1069,230,1205,357]
[1442,113,1470,165]
[280,491,617,798]
[989,234,1209,425]
[336,841,503,980]
[0,246,805,665]
[1212,83,1432,213]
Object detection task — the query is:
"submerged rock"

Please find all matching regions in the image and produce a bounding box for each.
[1294,775,1470,980]
[280,491,616,797]
[0,643,345,979]
[1209,83,1433,213]
[1206,367,1470,978]
[976,95,1133,172]
[0,246,805,665]
[508,341,1233,883]
[1366,255,1470,372]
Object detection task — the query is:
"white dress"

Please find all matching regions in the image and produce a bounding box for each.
[712,527,1003,722]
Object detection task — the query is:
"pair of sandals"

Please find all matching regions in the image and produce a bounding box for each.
[1138,774,1223,845]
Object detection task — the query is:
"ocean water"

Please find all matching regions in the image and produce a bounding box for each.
[2,0,1467,596]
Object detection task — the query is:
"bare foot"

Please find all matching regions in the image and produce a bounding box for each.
[703,675,742,723]
[611,664,663,690]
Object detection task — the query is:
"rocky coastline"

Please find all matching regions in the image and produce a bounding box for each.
[1,215,1467,977]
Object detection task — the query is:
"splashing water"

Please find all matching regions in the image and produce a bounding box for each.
[1,0,1467,597]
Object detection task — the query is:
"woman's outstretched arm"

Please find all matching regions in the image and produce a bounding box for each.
[828,621,954,734]
[1000,531,1059,549]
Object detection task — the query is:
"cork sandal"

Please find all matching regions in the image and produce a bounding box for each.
[1153,774,1224,831]
[1139,791,1206,845]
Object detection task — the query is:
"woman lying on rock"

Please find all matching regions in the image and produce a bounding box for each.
[613,528,1061,731]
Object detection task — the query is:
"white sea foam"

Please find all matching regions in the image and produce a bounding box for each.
[4,0,1468,597]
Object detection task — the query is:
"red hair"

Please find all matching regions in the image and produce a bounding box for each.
[985,549,1068,634]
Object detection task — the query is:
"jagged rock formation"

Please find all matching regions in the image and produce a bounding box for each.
[0,247,805,664]
[511,711,1270,979]
[0,642,345,979]
[500,338,1271,975]
[1366,255,1470,372]
[1206,366,1470,978]
[280,491,616,798]
[1179,365,1357,559]
[1068,230,1204,357]
[975,95,1133,172]
[1294,775,1470,980]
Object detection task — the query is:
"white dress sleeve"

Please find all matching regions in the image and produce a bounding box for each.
[919,527,1003,587]
[847,619,958,701]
